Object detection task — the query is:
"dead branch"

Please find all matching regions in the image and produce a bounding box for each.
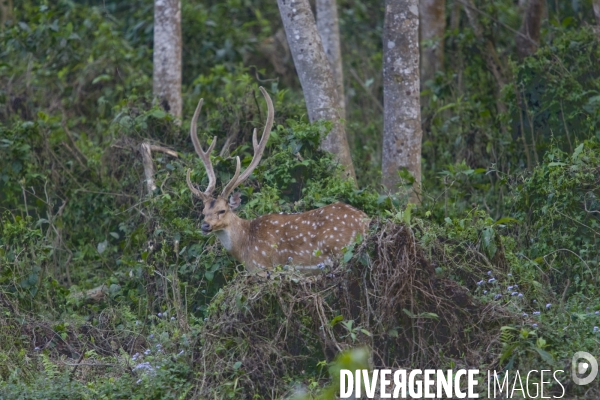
[139,142,179,195]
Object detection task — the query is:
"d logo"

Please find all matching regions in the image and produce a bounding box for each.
[571,351,598,385]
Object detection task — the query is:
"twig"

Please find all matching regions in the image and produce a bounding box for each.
[584,197,600,215]
[543,248,595,283]
[457,0,538,46]
[73,188,136,198]
[140,142,179,195]
[515,86,532,170]
[348,68,384,112]
[147,144,179,158]
[559,101,573,153]
[63,362,113,367]
[70,346,86,380]
[560,279,570,309]
[61,118,89,167]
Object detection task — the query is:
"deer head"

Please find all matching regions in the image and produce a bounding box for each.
[186,87,274,235]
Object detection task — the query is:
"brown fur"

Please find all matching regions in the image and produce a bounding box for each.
[201,199,369,273]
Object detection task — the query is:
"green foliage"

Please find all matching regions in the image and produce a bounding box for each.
[512,27,600,157]
[511,140,600,295]
[0,1,151,124]
[2,0,600,398]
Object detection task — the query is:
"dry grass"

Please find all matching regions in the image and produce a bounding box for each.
[192,220,515,398]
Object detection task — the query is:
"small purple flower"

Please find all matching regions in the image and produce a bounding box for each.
[546,303,552,309]
[532,324,538,328]
[595,311,600,315]
[483,290,488,294]
[177,350,184,356]
[171,316,175,321]
[522,313,528,317]
[136,379,142,384]
[518,293,524,298]
[513,285,518,288]
[157,313,162,317]
[488,278,496,283]
[511,291,519,296]
[132,353,140,361]
[34,347,40,351]
[318,263,325,270]
[507,273,513,277]
[487,271,492,275]
[144,349,151,355]
[148,334,154,339]
[533,300,537,303]
[156,344,162,349]
[594,326,599,333]
[533,311,541,315]
[477,280,485,286]
[494,294,502,300]
[507,286,514,290]
[134,362,154,371]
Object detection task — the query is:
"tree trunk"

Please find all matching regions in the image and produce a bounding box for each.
[153,0,182,119]
[316,0,345,119]
[462,0,507,115]
[516,0,546,60]
[419,0,446,85]
[0,0,14,29]
[593,0,600,28]
[382,0,422,201]
[450,0,461,31]
[277,0,356,182]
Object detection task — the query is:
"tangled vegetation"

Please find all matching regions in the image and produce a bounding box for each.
[1,0,600,399]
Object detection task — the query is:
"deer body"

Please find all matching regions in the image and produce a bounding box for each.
[186,88,368,274]
[210,202,368,273]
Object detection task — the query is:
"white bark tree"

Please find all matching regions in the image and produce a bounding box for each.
[277,0,356,182]
[419,0,446,85]
[316,0,345,119]
[153,0,182,119]
[382,0,422,200]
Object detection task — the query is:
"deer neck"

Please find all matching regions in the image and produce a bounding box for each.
[215,213,250,262]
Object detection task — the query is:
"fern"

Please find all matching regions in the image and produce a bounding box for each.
[40,353,58,379]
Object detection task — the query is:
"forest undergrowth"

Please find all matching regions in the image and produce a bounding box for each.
[1,1,600,398]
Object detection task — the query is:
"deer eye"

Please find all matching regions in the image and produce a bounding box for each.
[218,210,226,215]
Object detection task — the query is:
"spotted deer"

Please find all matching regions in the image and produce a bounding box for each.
[186,87,369,274]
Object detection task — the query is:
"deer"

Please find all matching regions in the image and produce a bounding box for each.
[186,87,369,275]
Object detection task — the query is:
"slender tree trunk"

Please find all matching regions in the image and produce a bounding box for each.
[593,0,600,28]
[153,0,182,119]
[518,0,528,13]
[382,0,422,201]
[316,0,345,119]
[462,0,507,115]
[419,0,446,85]
[0,0,13,28]
[450,0,461,31]
[277,0,356,182]
[516,0,546,60]
[463,0,505,88]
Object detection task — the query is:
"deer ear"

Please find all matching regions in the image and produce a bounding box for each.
[229,192,242,210]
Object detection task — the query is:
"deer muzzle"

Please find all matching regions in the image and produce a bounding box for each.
[201,222,212,234]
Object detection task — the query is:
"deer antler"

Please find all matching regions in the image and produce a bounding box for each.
[221,87,274,198]
[186,98,217,201]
